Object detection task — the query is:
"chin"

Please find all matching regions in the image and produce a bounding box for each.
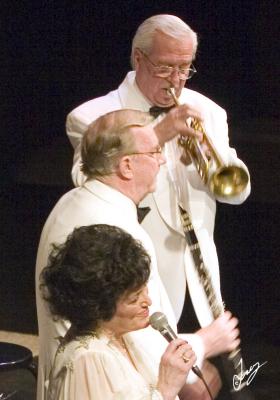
[139,319,150,330]
[153,91,171,106]
[137,314,150,329]
[148,183,156,193]
[158,96,174,107]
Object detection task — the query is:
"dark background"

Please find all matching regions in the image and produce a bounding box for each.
[1,0,279,354]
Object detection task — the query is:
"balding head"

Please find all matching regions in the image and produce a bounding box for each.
[81,109,154,180]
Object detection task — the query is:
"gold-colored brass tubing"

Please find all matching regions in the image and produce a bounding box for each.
[167,88,249,199]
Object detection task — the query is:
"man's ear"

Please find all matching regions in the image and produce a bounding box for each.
[133,48,142,72]
[119,156,133,179]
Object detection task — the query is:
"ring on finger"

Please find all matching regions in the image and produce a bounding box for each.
[182,353,190,363]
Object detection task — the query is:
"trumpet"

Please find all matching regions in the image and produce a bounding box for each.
[167,88,249,199]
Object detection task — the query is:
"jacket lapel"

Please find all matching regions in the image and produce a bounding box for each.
[118,71,151,111]
[152,165,185,236]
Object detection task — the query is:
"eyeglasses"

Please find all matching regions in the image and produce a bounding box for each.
[127,146,163,159]
[141,51,197,81]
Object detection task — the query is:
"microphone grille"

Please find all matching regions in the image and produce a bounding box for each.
[149,311,168,331]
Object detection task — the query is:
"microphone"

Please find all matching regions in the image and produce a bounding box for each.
[149,312,203,379]
[149,311,178,341]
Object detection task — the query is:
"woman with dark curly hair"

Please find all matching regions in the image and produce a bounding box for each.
[40,224,196,400]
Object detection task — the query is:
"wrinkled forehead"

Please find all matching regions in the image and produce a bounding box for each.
[130,124,158,149]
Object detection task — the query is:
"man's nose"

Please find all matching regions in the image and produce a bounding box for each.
[167,69,181,87]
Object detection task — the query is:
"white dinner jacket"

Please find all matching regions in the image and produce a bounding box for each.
[66,71,251,326]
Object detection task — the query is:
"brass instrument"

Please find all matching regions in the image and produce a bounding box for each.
[167,88,249,199]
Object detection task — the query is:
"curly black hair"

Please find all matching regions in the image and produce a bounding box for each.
[40,224,151,331]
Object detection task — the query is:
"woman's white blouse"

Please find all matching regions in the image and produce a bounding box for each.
[45,332,172,400]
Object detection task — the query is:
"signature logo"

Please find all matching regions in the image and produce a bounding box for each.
[233,358,267,391]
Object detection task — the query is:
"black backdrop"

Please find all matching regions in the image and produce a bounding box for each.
[2,1,279,343]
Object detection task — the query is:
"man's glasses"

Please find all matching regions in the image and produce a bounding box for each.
[127,146,162,159]
[141,51,197,81]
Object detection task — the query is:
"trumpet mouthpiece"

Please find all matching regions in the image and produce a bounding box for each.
[167,87,180,106]
[167,87,175,96]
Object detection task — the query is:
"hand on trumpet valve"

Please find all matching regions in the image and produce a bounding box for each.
[154,104,203,145]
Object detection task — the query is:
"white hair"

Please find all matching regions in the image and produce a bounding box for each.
[131,14,198,68]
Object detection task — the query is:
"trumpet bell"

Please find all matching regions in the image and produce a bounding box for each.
[209,166,249,198]
[167,87,249,199]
